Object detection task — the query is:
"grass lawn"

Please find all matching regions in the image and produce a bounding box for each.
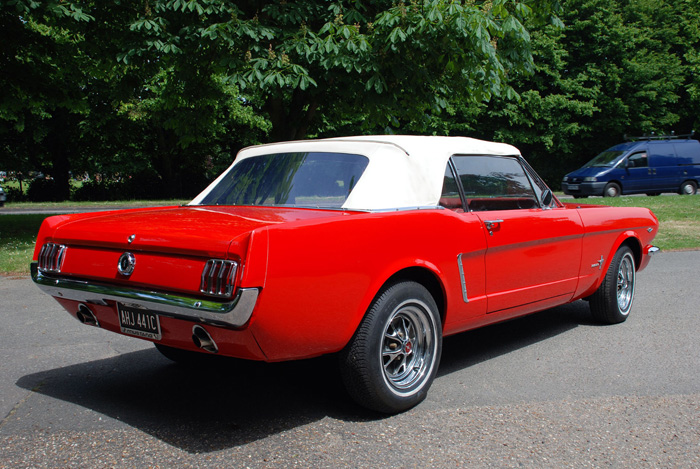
[1,196,698,277]
[0,214,48,278]
[572,195,700,251]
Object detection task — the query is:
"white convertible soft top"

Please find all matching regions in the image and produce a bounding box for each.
[191,135,521,211]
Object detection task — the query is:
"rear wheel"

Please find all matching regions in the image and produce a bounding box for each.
[589,246,636,324]
[679,180,697,195]
[340,281,442,414]
[603,182,621,197]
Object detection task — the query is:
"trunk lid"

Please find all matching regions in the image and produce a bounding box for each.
[50,205,344,258]
[42,205,349,296]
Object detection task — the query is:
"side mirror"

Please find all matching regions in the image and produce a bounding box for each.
[542,189,553,207]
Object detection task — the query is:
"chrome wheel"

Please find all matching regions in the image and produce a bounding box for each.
[340,281,442,413]
[381,300,437,395]
[590,246,636,324]
[616,253,635,315]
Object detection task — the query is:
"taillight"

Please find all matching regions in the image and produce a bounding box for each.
[200,259,239,297]
[38,243,67,273]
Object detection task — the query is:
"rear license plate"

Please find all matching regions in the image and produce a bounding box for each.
[118,303,162,340]
[568,184,579,190]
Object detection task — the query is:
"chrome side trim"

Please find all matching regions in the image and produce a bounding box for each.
[457,253,469,303]
[30,263,258,328]
[647,246,660,256]
[360,206,444,213]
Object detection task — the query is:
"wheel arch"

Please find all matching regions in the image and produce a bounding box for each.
[582,233,642,300]
[611,233,643,272]
[376,266,447,328]
[604,180,623,195]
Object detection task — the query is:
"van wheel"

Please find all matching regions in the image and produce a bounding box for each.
[679,181,697,195]
[603,182,621,197]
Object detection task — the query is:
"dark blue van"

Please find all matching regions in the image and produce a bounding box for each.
[561,135,700,197]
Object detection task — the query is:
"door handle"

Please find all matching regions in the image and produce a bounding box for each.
[484,219,503,235]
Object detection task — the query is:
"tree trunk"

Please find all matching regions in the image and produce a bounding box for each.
[47,110,72,201]
[265,89,319,142]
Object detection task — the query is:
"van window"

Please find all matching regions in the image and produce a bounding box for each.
[627,152,648,168]
[583,150,625,168]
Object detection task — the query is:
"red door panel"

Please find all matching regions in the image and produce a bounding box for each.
[476,208,584,313]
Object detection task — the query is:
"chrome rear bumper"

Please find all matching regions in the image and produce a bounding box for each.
[30,262,258,328]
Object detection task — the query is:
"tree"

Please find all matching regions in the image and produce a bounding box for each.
[0,1,271,200]
[0,0,93,199]
[439,0,700,186]
[121,0,563,140]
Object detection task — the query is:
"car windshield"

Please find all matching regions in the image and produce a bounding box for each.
[582,150,625,168]
[198,152,369,208]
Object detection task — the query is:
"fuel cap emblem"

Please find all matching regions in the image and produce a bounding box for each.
[118,252,136,276]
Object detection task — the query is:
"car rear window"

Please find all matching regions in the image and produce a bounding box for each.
[198,152,370,208]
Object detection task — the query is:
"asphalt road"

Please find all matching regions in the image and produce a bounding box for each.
[1,251,698,467]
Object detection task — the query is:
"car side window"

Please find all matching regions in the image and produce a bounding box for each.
[521,157,559,208]
[627,152,648,168]
[439,163,465,212]
[450,155,538,211]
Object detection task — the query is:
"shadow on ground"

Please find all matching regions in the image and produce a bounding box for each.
[17,300,595,453]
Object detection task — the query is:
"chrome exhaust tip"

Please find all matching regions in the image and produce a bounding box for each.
[76,304,99,327]
[192,325,218,354]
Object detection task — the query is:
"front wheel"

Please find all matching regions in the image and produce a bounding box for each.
[603,182,621,197]
[589,246,636,324]
[340,281,442,414]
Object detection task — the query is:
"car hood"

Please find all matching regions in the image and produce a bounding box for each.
[565,166,610,179]
[47,205,349,259]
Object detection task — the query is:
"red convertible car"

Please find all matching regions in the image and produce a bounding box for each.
[32,136,659,413]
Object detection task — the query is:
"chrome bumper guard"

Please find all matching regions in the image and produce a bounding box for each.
[30,262,258,328]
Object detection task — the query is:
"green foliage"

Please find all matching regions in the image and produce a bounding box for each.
[2,0,699,199]
[26,178,62,202]
[0,0,94,198]
[1,0,271,200]
[440,0,700,187]
[118,0,562,139]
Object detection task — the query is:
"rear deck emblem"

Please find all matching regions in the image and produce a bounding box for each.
[118,252,136,276]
